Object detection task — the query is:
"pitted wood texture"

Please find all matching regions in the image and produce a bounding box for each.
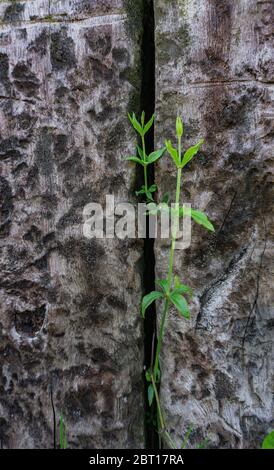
[155,0,274,449]
[0,0,144,449]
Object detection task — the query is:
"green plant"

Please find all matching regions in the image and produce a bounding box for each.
[181,424,193,449]
[59,413,67,449]
[180,425,211,449]
[127,113,215,448]
[262,430,274,449]
[126,112,165,202]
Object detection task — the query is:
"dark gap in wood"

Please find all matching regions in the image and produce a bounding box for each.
[140,0,158,449]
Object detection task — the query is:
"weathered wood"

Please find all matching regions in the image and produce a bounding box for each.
[155,0,274,448]
[0,0,144,449]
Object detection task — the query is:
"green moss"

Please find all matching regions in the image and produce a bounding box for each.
[121,0,144,113]
[178,23,190,48]
[43,15,55,22]
[127,86,141,115]
[122,0,144,40]
[178,0,189,18]
[124,48,142,114]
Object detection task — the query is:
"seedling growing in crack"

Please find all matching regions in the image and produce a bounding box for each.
[59,413,68,449]
[262,430,274,449]
[126,112,165,202]
[141,115,215,448]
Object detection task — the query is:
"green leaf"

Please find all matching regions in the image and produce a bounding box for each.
[173,276,192,297]
[137,145,144,160]
[154,367,160,383]
[141,291,163,318]
[147,148,166,164]
[170,292,190,319]
[162,192,170,204]
[136,186,155,201]
[179,207,215,232]
[148,384,154,407]
[165,140,180,167]
[180,139,204,169]
[141,111,145,127]
[125,156,144,166]
[174,275,181,290]
[162,203,171,215]
[145,191,154,202]
[179,206,190,218]
[176,116,183,139]
[128,113,143,136]
[262,431,274,449]
[173,284,193,297]
[145,369,152,382]
[147,207,158,215]
[144,114,155,135]
[149,184,157,193]
[136,185,146,196]
[191,209,215,232]
[157,279,169,296]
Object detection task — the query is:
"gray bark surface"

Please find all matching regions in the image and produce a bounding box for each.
[1,0,273,451]
[154,0,274,448]
[0,0,144,449]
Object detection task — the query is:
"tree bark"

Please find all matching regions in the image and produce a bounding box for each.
[155,0,274,449]
[0,0,144,449]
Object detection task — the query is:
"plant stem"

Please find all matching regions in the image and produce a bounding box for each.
[167,166,182,290]
[151,374,176,449]
[141,134,148,194]
[154,298,169,377]
[181,424,193,449]
[151,375,165,430]
[152,135,182,448]
[154,165,182,377]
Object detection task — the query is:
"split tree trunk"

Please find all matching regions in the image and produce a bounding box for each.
[1,0,273,450]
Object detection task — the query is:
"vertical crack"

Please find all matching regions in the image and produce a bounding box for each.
[140,0,158,449]
[50,382,57,449]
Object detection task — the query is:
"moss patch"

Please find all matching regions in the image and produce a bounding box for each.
[178,23,190,48]
[122,0,143,40]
